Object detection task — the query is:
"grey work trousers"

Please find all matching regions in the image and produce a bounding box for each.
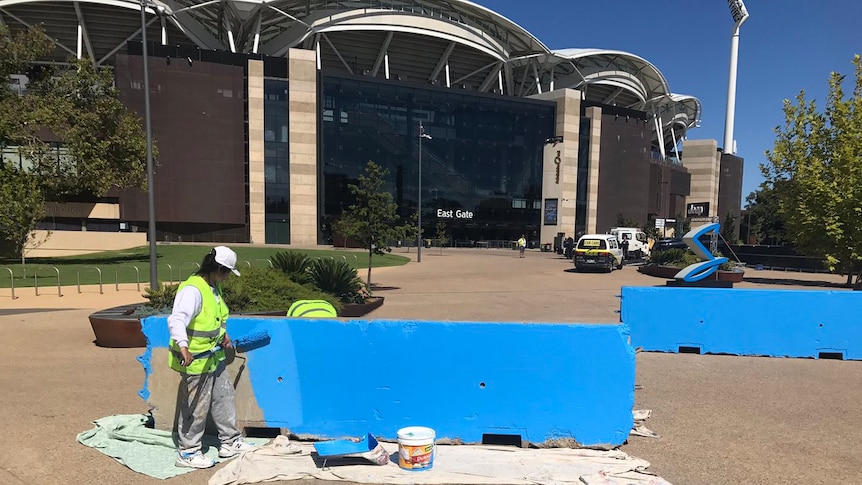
[176,362,241,453]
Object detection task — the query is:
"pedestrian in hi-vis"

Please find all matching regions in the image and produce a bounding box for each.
[167,246,256,468]
[518,235,527,258]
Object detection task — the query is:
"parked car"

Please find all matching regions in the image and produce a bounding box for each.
[652,238,687,252]
[573,234,624,272]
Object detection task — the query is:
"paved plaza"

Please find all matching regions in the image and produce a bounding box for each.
[1,247,860,484]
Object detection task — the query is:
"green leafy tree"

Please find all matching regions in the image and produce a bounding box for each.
[740,184,788,245]
[763,55,862,285]
[0,24,150,258]
[721,213,738,244]
[615,212,639,228]
[644,215,661,241]
[0,161,45,259]
[338,161,401,288]
[435,220,449,253]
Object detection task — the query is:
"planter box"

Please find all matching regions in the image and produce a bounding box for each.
[89,303,147,348]
[638,265,745,283]
[716,270,745,283]
[89,305,288,348]
[637,265,681,279]
[340,297,384,317]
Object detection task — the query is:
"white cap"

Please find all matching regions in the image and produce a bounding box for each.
[213,246,240,276]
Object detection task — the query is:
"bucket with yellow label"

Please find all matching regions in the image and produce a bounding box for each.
[397,426,436,471]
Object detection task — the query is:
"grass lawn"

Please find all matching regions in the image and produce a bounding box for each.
[0,244,409,289]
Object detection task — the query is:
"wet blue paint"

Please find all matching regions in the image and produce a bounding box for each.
[622,287,862,359]
[141,317,635,447]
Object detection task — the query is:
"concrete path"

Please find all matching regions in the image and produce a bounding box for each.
[1,247,860,485]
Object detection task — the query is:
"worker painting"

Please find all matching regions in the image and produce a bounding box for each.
[167,246,256,468]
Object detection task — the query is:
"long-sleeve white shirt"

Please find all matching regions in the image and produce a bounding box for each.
[167,284,222,348]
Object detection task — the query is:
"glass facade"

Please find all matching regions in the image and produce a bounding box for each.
[575,117,591,237]
[320,74,555,245]
[264,78,290,243]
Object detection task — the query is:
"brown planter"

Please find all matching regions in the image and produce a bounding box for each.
[638,265,745,284]
[88,303,148,348]
[716,270,745,283]
[89,306,288,349]
[637,265,682,279]
[339,296,385,317]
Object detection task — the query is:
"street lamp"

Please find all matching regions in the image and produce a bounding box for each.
[139,0,158,289]
[417,121,432,263]
[723,0,750,154]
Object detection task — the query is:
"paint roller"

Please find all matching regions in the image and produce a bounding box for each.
[191,330,270,360]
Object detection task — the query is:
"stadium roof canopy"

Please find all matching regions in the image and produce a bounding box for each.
[0,0,700,151]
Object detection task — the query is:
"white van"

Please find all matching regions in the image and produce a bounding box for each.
[573,234,624,272]
[609,227,650,259]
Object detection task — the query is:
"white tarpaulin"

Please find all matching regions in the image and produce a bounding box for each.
[209,436,671,485]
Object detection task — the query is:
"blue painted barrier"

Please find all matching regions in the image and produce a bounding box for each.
[140,317,635,447]
[622,287,862,360]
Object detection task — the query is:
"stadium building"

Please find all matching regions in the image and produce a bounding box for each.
[0,0,742,253]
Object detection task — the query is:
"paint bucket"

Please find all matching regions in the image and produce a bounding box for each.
[397,426,436,471]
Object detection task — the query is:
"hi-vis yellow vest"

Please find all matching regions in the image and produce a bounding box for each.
[168,275,229,375]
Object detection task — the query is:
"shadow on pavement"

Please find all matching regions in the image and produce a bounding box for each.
[0,308,76,316]
[743,276,849,289]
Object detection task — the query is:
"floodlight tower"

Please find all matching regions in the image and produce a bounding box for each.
[723,0,750,154]
[140,0,158,289]
[417,122,432,263]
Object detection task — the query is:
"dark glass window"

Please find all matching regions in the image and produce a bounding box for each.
[576,117,591,237]
[320,74,555,245]
[264,78,289,243]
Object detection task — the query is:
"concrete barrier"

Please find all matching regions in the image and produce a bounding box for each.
[140,316,635,447]
[622,287,862,360]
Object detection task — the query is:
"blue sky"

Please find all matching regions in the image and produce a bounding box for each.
[486,0,861,204]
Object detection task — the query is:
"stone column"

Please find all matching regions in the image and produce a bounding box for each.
[682,139,721,218]
[530,89,581,247]
[584,106,602,234]
[247,59,265,244]
[288,48,319,246]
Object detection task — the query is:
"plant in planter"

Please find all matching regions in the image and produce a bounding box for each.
[221,267,341,314]
[306,257,384,316]
[93,264,346,348]
[271,251,313,286]
[644,248,700,269]
[308,257,367,304]
[135,268,342,318]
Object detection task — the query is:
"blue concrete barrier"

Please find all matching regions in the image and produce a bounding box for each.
[621,287,862,360]
[140,317,635,447]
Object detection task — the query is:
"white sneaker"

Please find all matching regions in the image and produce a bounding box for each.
[175,450,215,469]
[218,439,256,458]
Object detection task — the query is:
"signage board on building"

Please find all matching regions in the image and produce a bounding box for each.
[436,209,474,219]
[686,202,710,218]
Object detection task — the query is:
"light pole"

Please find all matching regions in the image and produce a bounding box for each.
[723,0,750,154]
[139,0,158,289]
[417,121,432,263]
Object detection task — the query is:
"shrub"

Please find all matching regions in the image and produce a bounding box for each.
[136,268,342,316]
[135,283,178,316]
[222,267,341,314]
[308,257,364,304]
[271,251,313,285]
[647,248,699,268]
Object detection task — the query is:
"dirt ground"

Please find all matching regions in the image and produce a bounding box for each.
[1,247,860,485]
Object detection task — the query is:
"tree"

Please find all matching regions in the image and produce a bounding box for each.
[721,213,738,244]
[0,161,45,259]
[740,184,788,245]
[337,161,401,289]
[435,220,449,253]
[0,24,150,258]
[763,55,862,285]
